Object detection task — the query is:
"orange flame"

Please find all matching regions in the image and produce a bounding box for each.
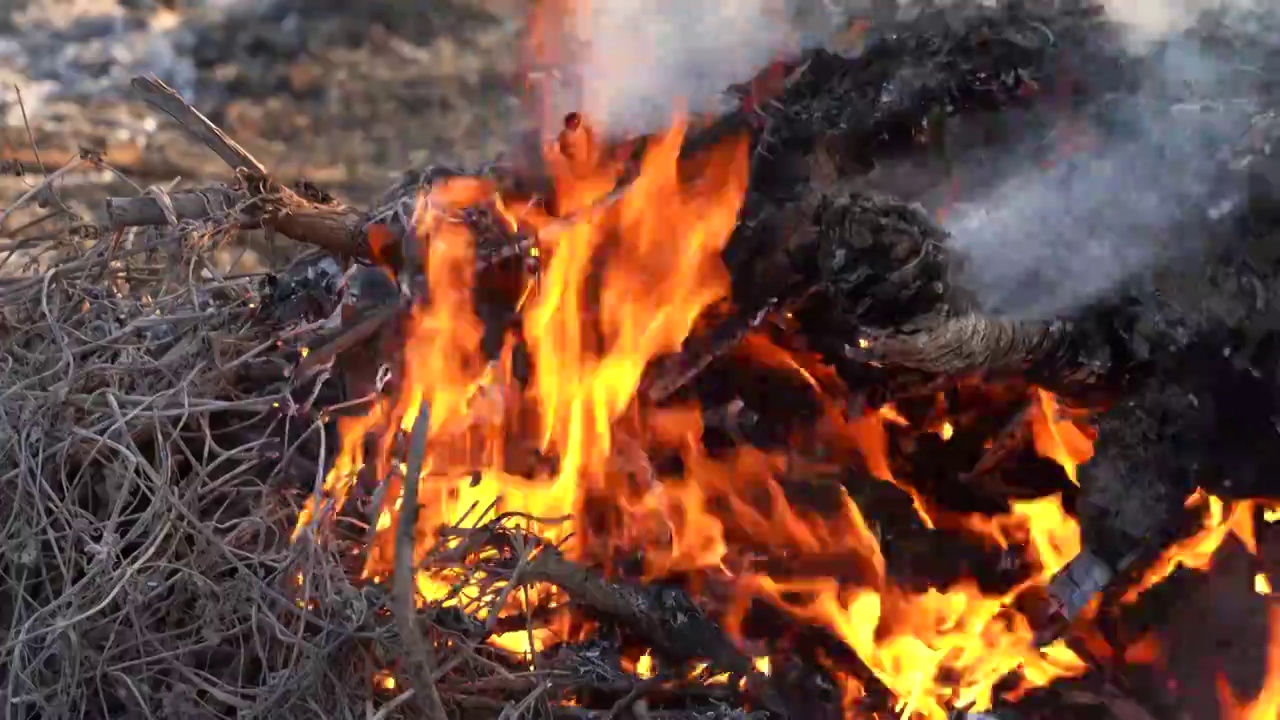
[1122,491,1260,604]
[1217,606,1280,720]
[294,107,1102,719]
[1029,388,1093,485]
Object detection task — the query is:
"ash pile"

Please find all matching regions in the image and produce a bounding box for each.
[4,1,1280,720]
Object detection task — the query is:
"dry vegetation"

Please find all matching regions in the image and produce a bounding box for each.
[0,185,367,717]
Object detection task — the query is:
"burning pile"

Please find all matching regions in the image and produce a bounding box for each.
[272,3,1280,718]
[8,1,1280,719]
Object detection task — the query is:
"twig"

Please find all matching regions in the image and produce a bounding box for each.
[604,675,669,720]
[293,302,405,384]
[394,406,448,720]
[643,290,810,403]
[0,159,85,230]
[522,547,786,715]
[130,75,267,176]
[13,84,44,175]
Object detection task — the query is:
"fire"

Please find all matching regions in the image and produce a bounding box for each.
[289,86,1143,717]
[1217,606,1280,720]
[290,110,1101,716]
[373,670,397,691]
[1122,491,1261,604]
[741,494,1086,720]
[1028,388,1093,485]
[523,111,750,553]
[635,651,654,679]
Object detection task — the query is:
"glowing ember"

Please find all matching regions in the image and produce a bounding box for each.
[374,670,397,691]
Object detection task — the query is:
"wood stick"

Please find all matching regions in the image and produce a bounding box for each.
[130,76,267,177]
[104,187,243,227]
[523,547,786,715]
[108,75,379,260]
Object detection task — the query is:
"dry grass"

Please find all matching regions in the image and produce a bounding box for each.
[0,172,397,717]
[0,166,712,720]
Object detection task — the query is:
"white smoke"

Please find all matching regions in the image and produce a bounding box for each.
[1098,0,1267,43]
[538,0,798,137]
[540,0,1274,319]
[943,0,1273,320]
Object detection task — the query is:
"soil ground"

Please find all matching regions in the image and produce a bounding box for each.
[0,0,530,271]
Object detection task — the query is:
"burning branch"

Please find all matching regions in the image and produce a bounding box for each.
[522,547,773,697]
[394,408,449,720]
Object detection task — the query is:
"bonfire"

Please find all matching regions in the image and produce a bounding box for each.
[4,2,1280,719]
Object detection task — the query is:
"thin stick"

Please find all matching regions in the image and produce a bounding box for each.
[13,84,44,174]
[394,406,447,720]
[0,159,84,229]
[130,75,268,177]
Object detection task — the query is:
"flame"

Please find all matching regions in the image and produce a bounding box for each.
[635,652,654,679]
[1029,389,1093,485]
[938,421,954,441]
[1122,491,1261,604]
[523,112,749,554]
[1258,574,1274,596]
[293,104,1103,718]
[748,577,1085,720]
[1217,606,1280,720]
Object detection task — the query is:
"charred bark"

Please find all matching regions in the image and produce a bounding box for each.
[523,547,786,714]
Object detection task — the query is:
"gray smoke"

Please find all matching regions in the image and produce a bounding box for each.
[539,0,916,137]
[542,1,1274,319]
[537,0,790,136]
[943,0,1274,319]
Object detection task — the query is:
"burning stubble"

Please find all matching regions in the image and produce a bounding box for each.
[944,2,1273,321]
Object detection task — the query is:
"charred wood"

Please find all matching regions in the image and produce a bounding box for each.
[523,547,785,714]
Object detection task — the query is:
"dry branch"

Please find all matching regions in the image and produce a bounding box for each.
[524,547,783,713]
[129,76,267,176]
[116,76,377,261]
[104,186,242,227]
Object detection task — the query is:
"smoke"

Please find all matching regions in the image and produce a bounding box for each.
[536,1,1275,320]
[538,0,902,137]
[1098,0,1268,43]
[944,1,1274,320]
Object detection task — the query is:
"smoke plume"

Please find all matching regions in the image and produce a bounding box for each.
[943,0,1274,320]
[534,0,801,137]
[538,1,1275,320]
